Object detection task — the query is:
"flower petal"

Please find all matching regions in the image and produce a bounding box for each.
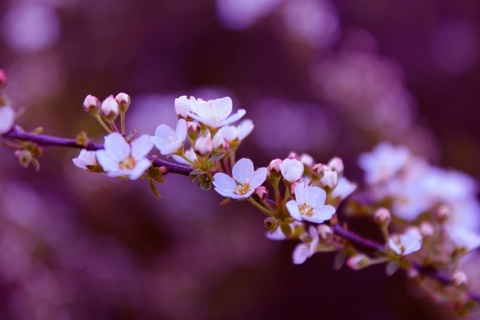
[104,132,130,161]
[129,158,152,180]
[212,172,237,193]
[221,109,246,127]
[131,134,153,159]
[0,106,15,133]
[292,243,309,264]
[96,150,118,172]
[307,205,336,223]
[175,119,187,141]
[306,186,327,208]
[249,167,267,188]
[286,200,302,221]
[232,158,254,184]
[293,182,306,206]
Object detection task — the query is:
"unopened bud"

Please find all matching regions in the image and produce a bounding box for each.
[407,268,419,279]
[287,152,300,160]
[187,121,201,140]
[312,163,325,176]
[419,221,434,237]
[0,69,7,89]
[300,153,314,167]
[115,92,131,112]
[347,254,371,270]
[264,216,278,231]
[436,204,450,222]
[194,134,213,155]
[254,186,269,201]
[83,94,100,113]
[268,158,283,173]
[374,207,391,225]
[328,157,344,176]
[290,181,300,195]
[453,271,468,287]
[320,168,338,189]
[100,95,120,122]
[317,224,333,242]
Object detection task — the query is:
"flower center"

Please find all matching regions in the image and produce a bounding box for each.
[119,156,136,170]
[235,178,251,195]
[299,203,314,217]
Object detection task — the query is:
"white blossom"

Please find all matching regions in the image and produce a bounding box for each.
[389,227,422,256]
[0,106,15,134]
[151,119,187,156]
[280,158,304,182]
[359,142,411,184]
[212,119,254,148]
[72,149,97,170]
[292,226,319,264]
[96,132,153,180]
[286,182,335,223]
[176,95,246,128]
[213,158,267,200]
[330,177,357,201]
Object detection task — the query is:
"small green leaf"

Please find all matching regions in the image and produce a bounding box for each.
[280,222,292,238]
[32,127,44,134]
[199,174,212,191]
[148,179,161,199]
[75,131,89,147]
[209,153,226,162]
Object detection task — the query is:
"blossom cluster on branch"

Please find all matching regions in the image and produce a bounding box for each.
[0,69,479,314]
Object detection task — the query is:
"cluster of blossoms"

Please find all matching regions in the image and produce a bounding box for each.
[359,142,480,252]
[73,94,255,195]
[1,67,480,314]
[354,142,480,307]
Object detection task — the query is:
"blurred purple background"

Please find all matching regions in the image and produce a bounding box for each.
[1,0,480,319]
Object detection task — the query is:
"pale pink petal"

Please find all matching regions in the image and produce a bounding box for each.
[131,134,153,159]
[104,132,130,161]
[286,200,302,221]
[232,158,255,184]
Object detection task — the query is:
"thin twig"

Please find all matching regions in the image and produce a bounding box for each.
[2,126,193,176]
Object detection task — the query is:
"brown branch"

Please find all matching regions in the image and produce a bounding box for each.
[332,224,480,303]
[2,126,193,176]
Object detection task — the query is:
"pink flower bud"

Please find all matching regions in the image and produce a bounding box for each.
[419,221,434,237]
[287,152,300,160]
[347,254,370,270]
[194,134,213,155]
[254,186,269,201]
[83,94,100,113]
[300,153,314,167]
[453,271,468,287]
[0,69,7,88]
[268,158,283,173]
[317,224,333,242]
[328,157,344,175]
[100,95,120,121]
[374,207,391,225]
[115,92,131,112]
[290,181,300,195]
[312,163,325,176]
[436,204,450,222]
